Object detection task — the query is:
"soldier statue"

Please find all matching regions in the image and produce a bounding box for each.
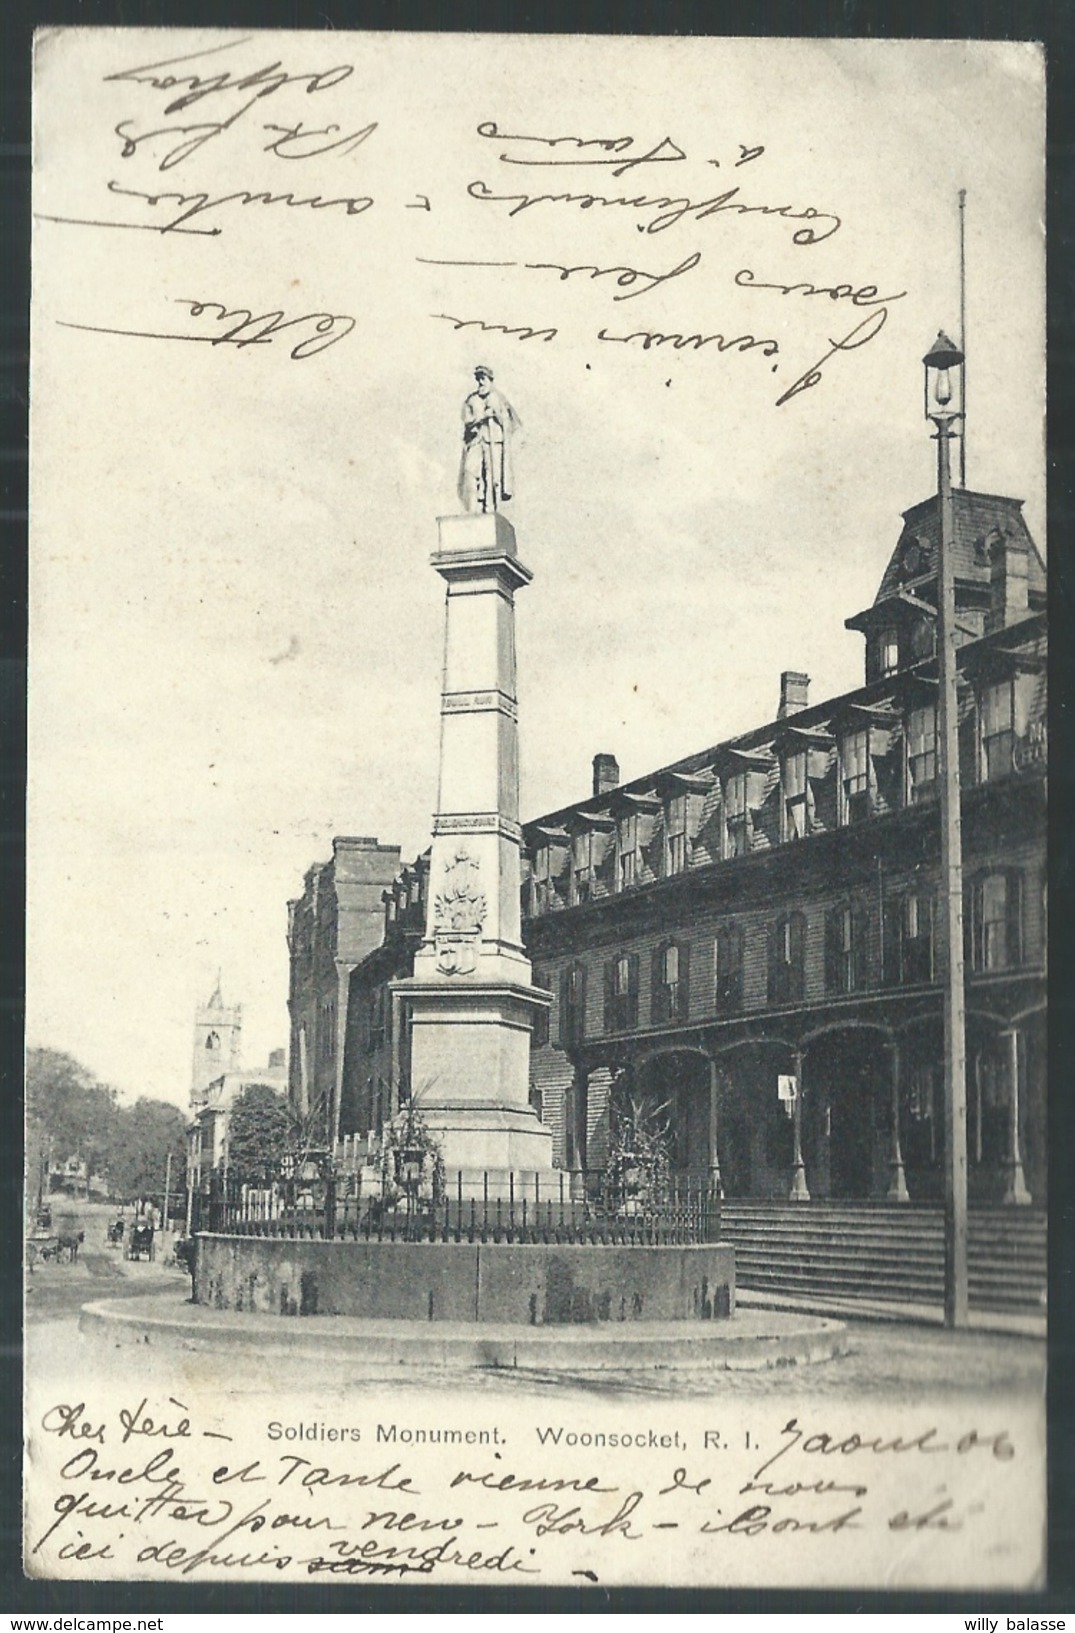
[458,366,520,513]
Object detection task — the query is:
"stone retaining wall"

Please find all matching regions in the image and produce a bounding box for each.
[194,1236,734,1324]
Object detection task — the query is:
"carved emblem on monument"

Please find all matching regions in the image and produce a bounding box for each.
[433,845,486,974]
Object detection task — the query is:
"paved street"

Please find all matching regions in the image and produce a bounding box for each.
[26,1288,1045,1406]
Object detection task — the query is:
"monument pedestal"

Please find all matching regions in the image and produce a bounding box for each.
[393,511,552,1188]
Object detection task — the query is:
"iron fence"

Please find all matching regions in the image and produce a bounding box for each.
[191,1168,720,1246]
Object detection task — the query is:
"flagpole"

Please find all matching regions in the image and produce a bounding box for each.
[959,189,967,488]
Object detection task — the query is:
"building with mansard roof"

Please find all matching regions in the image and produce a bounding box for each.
[301,486,1046,1221]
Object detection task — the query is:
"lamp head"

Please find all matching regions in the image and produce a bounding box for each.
[923,331,965,416]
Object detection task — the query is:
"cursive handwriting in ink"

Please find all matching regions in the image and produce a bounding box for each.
[304,1536,537,1578]
[118,1396,192,1445]
[261,120,377,160]
[466,178,841,243]
[522,1490,644,1540]
[597,324,779,359]
[748,1416,1014,1480]
[701,1503,864,1536]
[477,121,687,178]
[419,251,700,302]
[433,313,558,343]
[735,267,905,306]
[41,1402,107,1446]
[58,299,355,361]
[527,249,700,301]
[103,38,354,115]
[775,308,889,406]
[114,116,376,172]
[103,178,374,234]
[658,1467,712,1497]
[450,1466,618,1496]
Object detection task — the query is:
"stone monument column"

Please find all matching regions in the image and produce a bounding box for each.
[393,505,552,1183]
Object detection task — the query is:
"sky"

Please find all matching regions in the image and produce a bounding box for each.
[28,32,1045,1109]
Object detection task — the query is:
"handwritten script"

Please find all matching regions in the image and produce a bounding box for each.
[26,1388,1039,1586]
[36,33,909,405]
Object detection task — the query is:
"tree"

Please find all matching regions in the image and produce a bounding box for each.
[227,1082,292,1187]
[108,1098,188,1202]
[25,1047,120,1181]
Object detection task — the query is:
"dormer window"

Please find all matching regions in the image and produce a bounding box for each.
[532,846,552,914]
[910,617,935,661]
[724,772,749,858]
[782,750,808,841]
[572,829,594,903]
[880,628,900,677]
[617,812,639,890]
[840,729,870,825]
[906,704,937,804]
[665,794,688,875]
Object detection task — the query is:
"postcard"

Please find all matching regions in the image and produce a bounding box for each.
[26,29,1046,1589]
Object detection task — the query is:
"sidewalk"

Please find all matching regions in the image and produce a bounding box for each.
[735,1286,1046,1340]
[80,1288,850,1372]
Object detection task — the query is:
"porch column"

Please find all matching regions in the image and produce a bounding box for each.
[568,1064,589,1200]
[788,1047,810,1201]
[706,1055,723,1197]
[887,1037,909,1202]
[1000,1027,1031,1206]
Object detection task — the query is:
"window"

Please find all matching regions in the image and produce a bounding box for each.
[768,911,806,1004]
[724,773,750,858]
[714,922,744,1012]
[367,986,388,1053]
[910,617,935,662]
[883,891,936,986]
[320,998,337,1061]
[605,952,640,1033]
[880,628,900,676]
[652,940,690,1025]
[909,1064,936,1124]
[782,750,809,841]
[205,1032,220,1051]
[531,847,552,914]
[966,872,1023,972]
[906,704,937,804]
[559,962,587,1046]
[617,812,639,890]
[531,968,550,1048]
[824,902,868,994]
[572,830,594,904]
[665,794,688,875]
[840,730,870,824]
[980,681,1014,781]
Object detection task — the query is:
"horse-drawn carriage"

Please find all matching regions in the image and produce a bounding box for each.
[26,1222,83,1266]
[126,1221,155,1262]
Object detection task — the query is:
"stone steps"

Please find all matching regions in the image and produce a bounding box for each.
[720,1202,1046,1315]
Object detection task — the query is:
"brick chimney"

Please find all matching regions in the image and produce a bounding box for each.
[592,753,620,798]
[778,671,810,719]
[987,529,1030,634]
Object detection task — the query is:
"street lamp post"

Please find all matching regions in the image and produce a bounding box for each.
[924,331,969,1329]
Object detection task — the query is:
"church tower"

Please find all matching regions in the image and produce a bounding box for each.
[191,974,242,1111]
